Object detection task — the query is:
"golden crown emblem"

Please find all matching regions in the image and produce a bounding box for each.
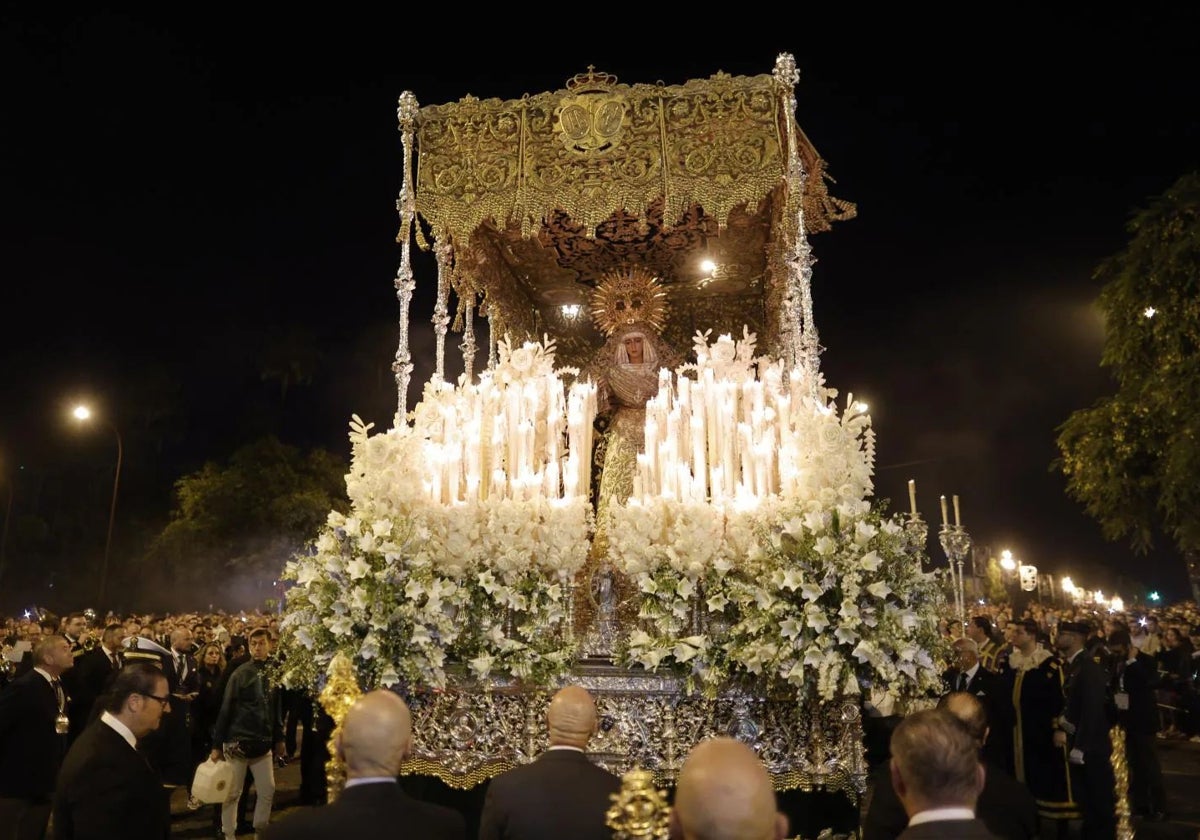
[590,266,669,337]
[565,66,619,93]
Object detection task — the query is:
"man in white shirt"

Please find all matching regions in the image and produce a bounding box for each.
[52,662,171,840]
[890,708,1000,840]
[0,634,74,840]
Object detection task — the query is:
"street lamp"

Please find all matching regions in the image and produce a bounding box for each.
[72,405,123,607]
[1000,549,1016,572]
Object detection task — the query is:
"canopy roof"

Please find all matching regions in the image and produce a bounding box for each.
[395,54,855,389]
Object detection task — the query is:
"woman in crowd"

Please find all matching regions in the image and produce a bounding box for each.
[188,641,228,824]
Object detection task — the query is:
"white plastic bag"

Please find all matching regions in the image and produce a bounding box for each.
[191,758,234,804]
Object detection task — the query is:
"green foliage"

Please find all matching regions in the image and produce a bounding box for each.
[1055,171,1200,554]
[147,436,349,582]
[985,556,1008,604]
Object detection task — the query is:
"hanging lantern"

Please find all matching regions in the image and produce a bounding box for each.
[1018,564,1038,592]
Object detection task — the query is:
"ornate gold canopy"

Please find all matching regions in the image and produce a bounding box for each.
[392,53,855,408]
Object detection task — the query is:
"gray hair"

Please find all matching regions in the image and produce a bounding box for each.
[890,708,982,807]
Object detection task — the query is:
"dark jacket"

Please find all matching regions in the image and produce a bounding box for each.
[51,717,167,840]
[65,647,121,742]
[0,668,69,799]
[863,759,1037,840]
[261,780,465,840]
[212,658,282,746]
[478,748,621,840]
[1062,648,1113,757]
[1111,650,1160,736]
[897,818,1002,840]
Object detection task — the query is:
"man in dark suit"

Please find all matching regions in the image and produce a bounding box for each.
[1107,628,1166,820]
[65,623,123,742]
[889,708,1000,840]
[0,635,74,840]
[261,689,464,840]
[670,736,789,840]
[478,686,620,840]
[943,638,1009,774]
[51,662,171,840]
[1054,620,1115,840]
[863,692,1037,840]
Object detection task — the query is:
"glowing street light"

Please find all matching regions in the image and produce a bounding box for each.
[1000,549,1017,571]
[71,404,123,607]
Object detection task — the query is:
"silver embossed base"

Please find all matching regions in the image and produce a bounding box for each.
[401,662,867,796]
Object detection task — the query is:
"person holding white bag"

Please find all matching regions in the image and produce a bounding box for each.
[209,628,284,840]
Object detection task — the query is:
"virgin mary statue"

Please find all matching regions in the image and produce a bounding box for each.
[581,267,682,557]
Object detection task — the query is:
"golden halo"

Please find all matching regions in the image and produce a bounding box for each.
[589,266,669,337]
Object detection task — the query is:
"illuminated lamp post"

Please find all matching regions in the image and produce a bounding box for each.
[71,405,123,607]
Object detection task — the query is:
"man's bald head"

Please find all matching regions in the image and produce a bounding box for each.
[337,690,413,778]
[547,685,598,749]
[670,738,787,840]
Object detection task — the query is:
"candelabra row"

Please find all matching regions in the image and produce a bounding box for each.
[902,510,972,630]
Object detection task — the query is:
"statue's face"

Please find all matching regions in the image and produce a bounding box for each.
[623,335,644,363]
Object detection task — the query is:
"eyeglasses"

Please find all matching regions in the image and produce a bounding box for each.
[139,692,171,707]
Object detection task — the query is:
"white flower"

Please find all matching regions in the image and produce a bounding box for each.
[469,653,495,679]
[779,569,803,591]
[805,604,830,633]
[324,615,352,637]
[780,618,802,640]
[866,581,892,599]
[854,520,878,545]
[800,582,824,601]
[813,536,838,556]
[346,557,371,580]
[858,551,883,572]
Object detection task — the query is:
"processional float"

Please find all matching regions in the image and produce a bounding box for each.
[277,54,950,810]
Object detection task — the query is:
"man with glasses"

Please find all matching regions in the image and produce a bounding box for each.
[51,662,171,840]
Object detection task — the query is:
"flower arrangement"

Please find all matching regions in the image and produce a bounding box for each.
[614,498,948,703]
[276,338,593,693]
[277,330,946,709]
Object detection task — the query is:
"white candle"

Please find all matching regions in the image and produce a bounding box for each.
[940,494,949,527]
[953,494,962,528]
[908,479,917,516]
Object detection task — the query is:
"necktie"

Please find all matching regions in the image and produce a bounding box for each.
[52,679,65,711]
[111,653,120,670]
[958,672,968,691]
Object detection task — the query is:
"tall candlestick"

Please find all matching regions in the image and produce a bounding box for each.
[940,495,949,527]
[953,494,962,528]
[908,479,917,515]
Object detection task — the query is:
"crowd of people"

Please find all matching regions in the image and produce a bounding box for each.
[0,598,1196,840]
[0,608,329,840]
[858,597,1200,840]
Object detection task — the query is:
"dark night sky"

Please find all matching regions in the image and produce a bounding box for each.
[2,11,1198,605]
